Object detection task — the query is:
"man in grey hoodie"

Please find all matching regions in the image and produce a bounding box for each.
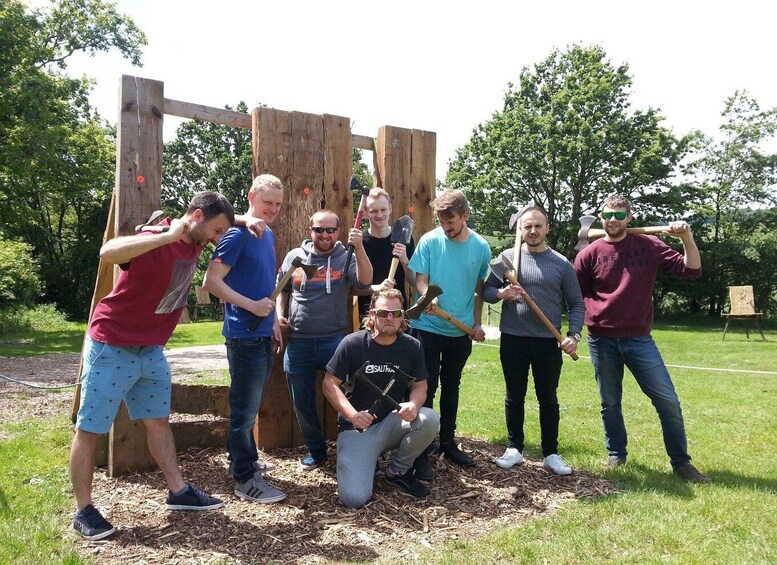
[276,209,373,470]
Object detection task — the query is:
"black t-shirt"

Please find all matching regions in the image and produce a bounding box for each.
[357,231,415,317]
[326,330,428,431]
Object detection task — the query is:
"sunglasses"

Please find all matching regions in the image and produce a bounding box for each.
[601,211,628,220]
[311,226,338,234]
[371,308,404,318]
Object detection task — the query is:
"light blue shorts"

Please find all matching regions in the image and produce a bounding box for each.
[75,336,172,434]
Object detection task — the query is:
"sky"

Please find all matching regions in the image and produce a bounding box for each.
[58,0,777,179]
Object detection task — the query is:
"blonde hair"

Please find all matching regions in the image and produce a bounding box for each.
[250,174,284,194]
[367,187,390,202]
[361,288,408,334]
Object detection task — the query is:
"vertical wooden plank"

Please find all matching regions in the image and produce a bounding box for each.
[376,125,412,226]
[409,129,437,238]
[108,75,164,477]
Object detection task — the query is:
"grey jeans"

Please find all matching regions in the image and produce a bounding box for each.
[336,407,439,509]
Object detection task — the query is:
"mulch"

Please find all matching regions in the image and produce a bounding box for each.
[0,352,616,563]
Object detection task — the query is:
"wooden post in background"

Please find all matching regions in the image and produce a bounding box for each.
[252,109,352,449]
[107,75,165,477]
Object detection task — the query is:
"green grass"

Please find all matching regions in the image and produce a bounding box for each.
[1,321,775,563]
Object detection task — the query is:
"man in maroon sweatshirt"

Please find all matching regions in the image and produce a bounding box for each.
[574,194,710,483]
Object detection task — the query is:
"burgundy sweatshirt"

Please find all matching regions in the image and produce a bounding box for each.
[573,234,701,338]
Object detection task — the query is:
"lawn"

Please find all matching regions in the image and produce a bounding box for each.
[0,320,775,564]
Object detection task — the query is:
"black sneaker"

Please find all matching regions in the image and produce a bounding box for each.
[72,504,116,540]
[299,452,327,471]
[673,462,711,484]
[384,468,430,499]
[166,484,224,510]
[440,442,476,467]
[412,453,436,481]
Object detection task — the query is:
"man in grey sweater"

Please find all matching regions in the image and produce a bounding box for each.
[482,206,584,475]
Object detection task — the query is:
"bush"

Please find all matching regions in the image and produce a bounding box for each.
[0,303,72,334]
[0,236,42,306]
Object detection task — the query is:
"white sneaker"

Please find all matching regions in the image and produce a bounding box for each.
[543,454,572,475]
[495,447,524,469]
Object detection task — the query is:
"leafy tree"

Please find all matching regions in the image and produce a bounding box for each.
[0,235,42,306]
[0,0,146,318]
[446,44,688,256]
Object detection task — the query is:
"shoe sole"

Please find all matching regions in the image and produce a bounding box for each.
[234,490,287,503]
[443,455,476,467]
[494,458,524,469]
[74,525,117,541]
[385,480,430,499]
[166,502,224,511]
[543,465,573,476]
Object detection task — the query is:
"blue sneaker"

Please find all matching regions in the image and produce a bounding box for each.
[299,453,326,471]
[73,504,116,540]
[165,484,223,511]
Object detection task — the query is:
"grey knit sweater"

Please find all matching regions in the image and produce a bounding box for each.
[482,247,585,338]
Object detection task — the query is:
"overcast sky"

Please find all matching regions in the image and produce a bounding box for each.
[60,0,777,179]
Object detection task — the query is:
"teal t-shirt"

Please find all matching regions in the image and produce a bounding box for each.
[408,227,491,336]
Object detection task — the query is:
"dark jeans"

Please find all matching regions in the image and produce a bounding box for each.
[588,334,690,467]
[414,329,473,444]
[225,336,273,483]
[283,333,345,459]
[499,334,562,457]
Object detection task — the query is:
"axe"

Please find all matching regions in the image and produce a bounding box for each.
[405,285,476,337]
[135,210,170,232]
[387,215,414,281]
[575,215,670,251]
[248,256,318,332]
[350,361,415,432]
[489,256,578,361]
[508,202,534,282]
[344,176,371,271]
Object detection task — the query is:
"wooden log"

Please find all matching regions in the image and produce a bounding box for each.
[170,383,229,417]
[171,420,227,451]
[164,98,252,129]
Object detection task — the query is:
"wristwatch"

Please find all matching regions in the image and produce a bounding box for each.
[567,332,582,342]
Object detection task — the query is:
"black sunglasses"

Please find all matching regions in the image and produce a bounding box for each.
[311,226,338,234]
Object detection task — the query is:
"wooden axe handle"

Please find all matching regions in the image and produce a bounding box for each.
[504,270,578,361]
[248,264,299,332]
[434,306,476,337]
[387,257,400,281]
[588,226,668,239]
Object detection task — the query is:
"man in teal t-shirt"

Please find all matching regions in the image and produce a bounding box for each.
[408,189,491,477]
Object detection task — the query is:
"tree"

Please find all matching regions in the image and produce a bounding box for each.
[0,235,41,307]
[446,44,688,256]
[0,0,146,318]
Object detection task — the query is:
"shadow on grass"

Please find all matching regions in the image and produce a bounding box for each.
[0,330,85,357]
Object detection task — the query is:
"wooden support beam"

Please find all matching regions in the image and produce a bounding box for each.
[351,134,375,151]
[164,98,253,129]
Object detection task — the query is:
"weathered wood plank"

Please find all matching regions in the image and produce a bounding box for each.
[410,129,437,238]
[164,98,252,129]
[352,133,375,151]
[171,383,230,417]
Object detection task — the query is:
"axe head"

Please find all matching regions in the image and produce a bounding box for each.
[575,215,598,252]
[508,202,535,230]
[350,175,370,196]
[291,256,319,278]
[488,259,509,284]
[390,215,414,245]
[406,285,443,320]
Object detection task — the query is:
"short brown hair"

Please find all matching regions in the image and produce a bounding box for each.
[431,189,469,219]
[602,194,632,213]
[361,288,408,334]
[309,209,340,228]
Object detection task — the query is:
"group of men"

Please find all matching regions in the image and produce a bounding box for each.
[70,177,710,541]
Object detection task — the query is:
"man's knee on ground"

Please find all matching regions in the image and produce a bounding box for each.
[339,486,372,509]
[418,407,440,432]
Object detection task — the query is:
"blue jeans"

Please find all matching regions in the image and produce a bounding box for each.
[336,408,439,508]
[283,333,345,459]
[588,334,690,468]
[226,336,272,483]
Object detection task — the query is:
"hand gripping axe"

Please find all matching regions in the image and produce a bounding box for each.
[405,285,476,337]
[489,255,578,360]
[344,176,371,271]
[248,256,318,332]
[350,361,415,432]
[386,215,415,281]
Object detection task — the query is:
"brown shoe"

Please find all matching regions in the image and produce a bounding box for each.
[606,455,627,469]
[673,462,711,483]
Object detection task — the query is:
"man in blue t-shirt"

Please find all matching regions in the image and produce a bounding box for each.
[408,189,491,477]
[203,174,287,504]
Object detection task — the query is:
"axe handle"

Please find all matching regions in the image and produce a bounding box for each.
[588,226,669,240]
[435,307,476,337]
[248,265,297,332]
[387,257,400,281]
[504,270,578,361]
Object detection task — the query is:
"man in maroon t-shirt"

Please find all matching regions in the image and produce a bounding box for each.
[574,194,710,484]
[70,191,234,540]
